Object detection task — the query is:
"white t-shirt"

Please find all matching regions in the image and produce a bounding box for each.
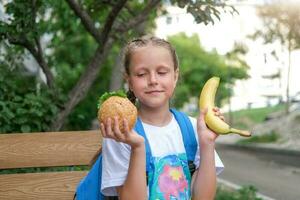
[101,115,224,198]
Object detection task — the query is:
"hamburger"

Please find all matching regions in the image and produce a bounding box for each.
[97,90,137,133]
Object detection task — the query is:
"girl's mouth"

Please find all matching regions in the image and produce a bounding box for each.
[145,90,163,94]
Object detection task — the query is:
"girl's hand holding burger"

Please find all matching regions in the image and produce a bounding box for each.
[100,117,144,149]
[98,91,144,149]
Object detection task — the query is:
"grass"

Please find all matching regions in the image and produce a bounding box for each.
[237,131,280,144]
[216,185,262,200]
[224,104,285,130]
[224,104,284,145]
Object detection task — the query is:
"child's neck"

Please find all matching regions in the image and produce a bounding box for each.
[138,106,172,127]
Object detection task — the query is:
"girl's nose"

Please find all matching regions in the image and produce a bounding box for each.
[149,72,158,85]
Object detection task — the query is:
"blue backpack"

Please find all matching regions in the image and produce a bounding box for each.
[75,109,197,200]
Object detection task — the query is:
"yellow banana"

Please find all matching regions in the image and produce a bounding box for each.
[199,76,251,137]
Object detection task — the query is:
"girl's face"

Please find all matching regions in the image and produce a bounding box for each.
[126,45,179,109]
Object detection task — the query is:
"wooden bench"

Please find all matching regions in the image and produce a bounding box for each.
[0,130,106,200]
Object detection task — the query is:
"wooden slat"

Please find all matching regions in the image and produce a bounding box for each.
[0,171,87,200]
[0,131,102,169]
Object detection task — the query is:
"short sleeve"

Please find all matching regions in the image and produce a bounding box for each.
[188,116,225,175]
[101,138,131,196]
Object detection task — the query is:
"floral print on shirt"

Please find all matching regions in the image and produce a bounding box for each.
[148,154,192,200]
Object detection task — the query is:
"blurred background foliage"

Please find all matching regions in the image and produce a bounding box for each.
[0,63,65,132]
[168,33,248,108]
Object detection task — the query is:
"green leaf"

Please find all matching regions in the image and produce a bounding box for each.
[21,125,31,133]
[15,117,28,124]
[97,90,127,109]
[16,108,27,115]
[42,123,48,131]
[4,108,15,119]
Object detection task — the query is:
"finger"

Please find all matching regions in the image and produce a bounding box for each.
[213,107,220,112]
[220,115,225,121]
[112,116,120,133]
[123,119,129,130]
[113,117,125,142]
[214,112,220,116]
[123,119,130,135]
[105,118,113,138]
[100,123,107,137]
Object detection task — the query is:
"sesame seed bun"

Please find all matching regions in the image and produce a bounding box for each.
[98,96,137,133]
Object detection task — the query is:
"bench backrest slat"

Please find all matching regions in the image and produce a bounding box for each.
[0,131,102,169]
[0,171,87,200]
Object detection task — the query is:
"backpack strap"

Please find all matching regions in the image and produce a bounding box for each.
[134,109,197,175]
[134,118,152,172]
[74,152,105,200]
[170,108,197,174]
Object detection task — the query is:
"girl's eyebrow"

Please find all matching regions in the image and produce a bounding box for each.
[158,65,171,68]
[132,63,172,71]
[133,66,147,71]
[157,65,172,70]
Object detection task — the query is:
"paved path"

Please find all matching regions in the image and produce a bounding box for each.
[216,144,300,200]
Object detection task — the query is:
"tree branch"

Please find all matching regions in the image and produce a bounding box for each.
[98,0,127,45]
[65,0,102,43]
[33,37,55,88]
[2,0,55,88]
[6,34,55,88]
[115,0,161,33]
[65,0,127,45]
[50,38,114,131]
[124,4,137,17]
[28,0,54,88]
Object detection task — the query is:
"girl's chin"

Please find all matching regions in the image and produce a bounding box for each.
[140,99,169,109]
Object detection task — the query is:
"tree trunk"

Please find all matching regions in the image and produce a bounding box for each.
[50,39,113,131]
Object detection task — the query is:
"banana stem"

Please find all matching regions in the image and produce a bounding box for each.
[229,128,251,137]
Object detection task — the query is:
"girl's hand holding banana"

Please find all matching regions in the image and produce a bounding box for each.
[199,77,251,137]
[197,107,225,146]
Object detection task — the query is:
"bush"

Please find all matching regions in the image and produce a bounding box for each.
[0,65,65,133]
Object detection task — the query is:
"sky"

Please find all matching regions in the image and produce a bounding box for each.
[155,1,300,111]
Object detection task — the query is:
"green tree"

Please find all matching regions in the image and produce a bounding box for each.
[0,63,65,133]
[250,1,300,113]
[168,33,248,108]
[0,0,238,132]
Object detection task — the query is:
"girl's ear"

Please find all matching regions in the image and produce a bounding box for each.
[174,68,179,84]
[124,73,132,90]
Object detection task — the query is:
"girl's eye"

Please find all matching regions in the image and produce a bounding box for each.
[158,71,168,75]
[136,73,146,77]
